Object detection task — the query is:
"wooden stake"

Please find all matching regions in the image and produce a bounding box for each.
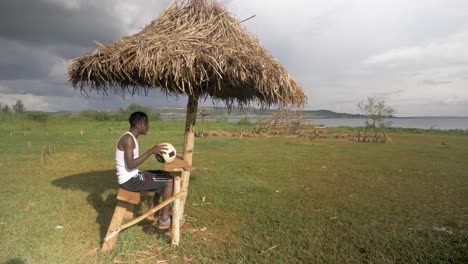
[40,146,46,163]
[384,132,392,143]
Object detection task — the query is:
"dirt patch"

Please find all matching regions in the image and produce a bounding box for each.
[197,129,391,143]
[196,130,268,138]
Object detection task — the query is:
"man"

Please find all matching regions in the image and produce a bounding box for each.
[116,111,174,229]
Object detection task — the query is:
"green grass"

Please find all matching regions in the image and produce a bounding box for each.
[1,118,467,263]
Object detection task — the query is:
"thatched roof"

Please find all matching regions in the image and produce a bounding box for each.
[68,0,307,108]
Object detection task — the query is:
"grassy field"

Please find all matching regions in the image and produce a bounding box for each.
[0,117,467,263]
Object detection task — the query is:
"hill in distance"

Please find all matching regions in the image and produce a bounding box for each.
[156,107,366,118]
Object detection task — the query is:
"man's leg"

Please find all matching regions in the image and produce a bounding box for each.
[159,177,174,222]
[152,192,161,209]
[142,170,174,225]
[123,171,173,222]
[146,192,161,221]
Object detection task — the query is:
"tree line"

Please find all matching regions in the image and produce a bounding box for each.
[1,100,25,113]
[79,103,161,121]
[0,100,161,122]
[2,97,396,128]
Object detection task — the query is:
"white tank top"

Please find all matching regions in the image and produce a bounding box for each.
[115,132,139,184]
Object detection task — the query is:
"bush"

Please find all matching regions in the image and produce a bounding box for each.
[26,112,48,122]
[110,104,159,121]
[237,116,251,126]
[80,104,161,122]
[215,116,228,123]
[79,110,111,121]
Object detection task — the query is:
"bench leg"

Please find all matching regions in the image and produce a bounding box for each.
[171,175,182,246]
[102,201,130,252]
[124,203,134,220]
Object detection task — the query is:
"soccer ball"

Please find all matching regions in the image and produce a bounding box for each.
[155,143,177,163]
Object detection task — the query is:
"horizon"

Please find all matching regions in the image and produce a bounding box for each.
[13,106,468,118]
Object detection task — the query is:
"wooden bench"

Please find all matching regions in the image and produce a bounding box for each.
[101,188,140,252]
[101,158,195,252]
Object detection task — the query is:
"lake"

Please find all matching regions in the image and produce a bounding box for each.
[162,115,468,130]
[229,117,468,130]
[307,117,468,130]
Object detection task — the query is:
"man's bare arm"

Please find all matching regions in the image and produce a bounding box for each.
[120,135,167,170]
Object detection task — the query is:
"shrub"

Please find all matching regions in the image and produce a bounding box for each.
[237,116,251,126]
[26,112,49,122]
[112,104,161,121]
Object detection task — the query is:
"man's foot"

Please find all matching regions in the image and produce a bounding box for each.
[158,217,185,230]
[147,210,173,222]
[146,214,159,221]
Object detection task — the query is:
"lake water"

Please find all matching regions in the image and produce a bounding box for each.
[307,117,468,130]
[224,117,468,130]
[162,115,468,130]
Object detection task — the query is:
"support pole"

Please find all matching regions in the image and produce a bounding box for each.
[171,93,199,245]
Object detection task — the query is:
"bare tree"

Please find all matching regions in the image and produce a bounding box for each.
[358,97,396,128]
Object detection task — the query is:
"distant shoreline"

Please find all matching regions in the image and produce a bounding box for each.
[42,108,467,119]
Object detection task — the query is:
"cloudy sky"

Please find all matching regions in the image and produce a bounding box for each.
[1,0,467,116]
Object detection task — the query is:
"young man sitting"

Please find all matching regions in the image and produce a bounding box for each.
[115,111,177,229]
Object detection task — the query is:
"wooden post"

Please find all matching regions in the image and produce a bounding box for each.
[181,94,198,215]
[171,93,199,245]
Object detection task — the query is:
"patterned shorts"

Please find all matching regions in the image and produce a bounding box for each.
[120,170,172,194]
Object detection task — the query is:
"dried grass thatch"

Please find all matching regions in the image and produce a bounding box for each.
[68,0,307,108]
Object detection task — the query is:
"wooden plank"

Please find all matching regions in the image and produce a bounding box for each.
[116,188,140,204]
[101,200,128,252]
[123,203,134,220]
[164,157,195,172]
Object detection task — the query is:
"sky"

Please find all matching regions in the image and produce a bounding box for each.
[0,0,467,116]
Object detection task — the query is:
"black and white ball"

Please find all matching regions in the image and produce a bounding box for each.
[155,143,177,163]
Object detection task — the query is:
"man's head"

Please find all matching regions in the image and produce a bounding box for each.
[129,111,149,135]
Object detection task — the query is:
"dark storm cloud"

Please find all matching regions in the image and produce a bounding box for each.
[0,38,57,80]
[1,79,71,97]
[0,0,123,49]
[0,0,129,83]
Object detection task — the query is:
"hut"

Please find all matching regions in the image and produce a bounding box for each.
[68,0,307,247]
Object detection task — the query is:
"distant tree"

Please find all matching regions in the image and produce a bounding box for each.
[12,99,25,113]
[2,104,11,113]
[358,97,396,128]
